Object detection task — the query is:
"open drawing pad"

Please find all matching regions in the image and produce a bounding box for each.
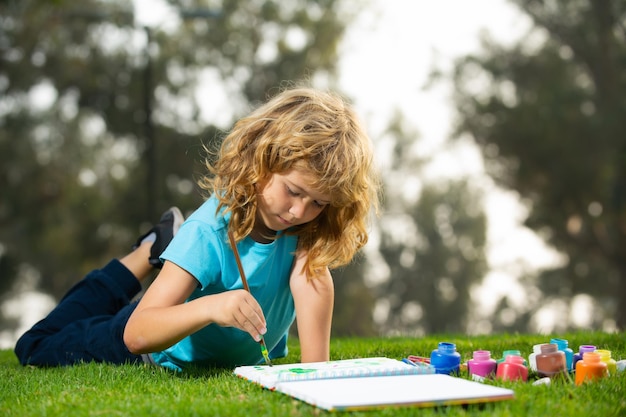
[234,357,514,411]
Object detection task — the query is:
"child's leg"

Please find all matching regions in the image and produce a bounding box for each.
[14,207,184,366]
[14,258,144,366]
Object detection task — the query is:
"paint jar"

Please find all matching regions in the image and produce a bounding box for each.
[573,345,596,369]
[575,352,608,385]
[536,343,567,378]
[467,350,497,380]
[497,349,527,366]
[430,342,461,375]
[550,338,574,372]
[528,343,544,372]
[496,354,528,382]
[595,349,617,375]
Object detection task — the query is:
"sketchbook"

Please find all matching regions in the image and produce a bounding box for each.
[234,357,434,388]
[234,357,514,411]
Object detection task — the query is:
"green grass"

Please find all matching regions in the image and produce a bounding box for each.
[1,331,625,416]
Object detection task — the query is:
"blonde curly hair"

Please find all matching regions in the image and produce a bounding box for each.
[198,87,380,279]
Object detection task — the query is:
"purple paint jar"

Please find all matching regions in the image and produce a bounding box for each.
[573,345,596,369]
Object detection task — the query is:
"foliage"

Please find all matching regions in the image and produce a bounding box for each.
[1,332,625,416]
[450,0,626,330]
[373,113,488,334]
[330,253,377,337]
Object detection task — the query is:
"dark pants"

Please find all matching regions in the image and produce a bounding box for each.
[14,259,144,366]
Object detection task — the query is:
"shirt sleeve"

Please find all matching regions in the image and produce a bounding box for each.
[160,219,226,290]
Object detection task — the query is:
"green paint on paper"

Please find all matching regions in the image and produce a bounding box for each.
[287,368,318,374]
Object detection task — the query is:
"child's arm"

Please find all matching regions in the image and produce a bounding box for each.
[290,252,334,363]
[124,261,267,354]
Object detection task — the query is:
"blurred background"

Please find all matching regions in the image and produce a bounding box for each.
[1,0,625,348]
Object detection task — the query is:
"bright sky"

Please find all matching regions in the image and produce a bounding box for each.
[339,0,526,135]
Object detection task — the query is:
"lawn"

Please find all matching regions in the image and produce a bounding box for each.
[1,331,625,416]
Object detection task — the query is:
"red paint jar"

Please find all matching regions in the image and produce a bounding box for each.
[496,354,528,382]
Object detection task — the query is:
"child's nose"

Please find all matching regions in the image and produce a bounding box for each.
[289,201,306,219]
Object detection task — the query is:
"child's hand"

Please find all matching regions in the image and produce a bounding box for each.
[207,290,267,342]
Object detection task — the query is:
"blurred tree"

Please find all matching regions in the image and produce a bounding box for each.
[331,253,377,337]
[450,0,626,330]
[372,114,488,334]
[0,0,364,337]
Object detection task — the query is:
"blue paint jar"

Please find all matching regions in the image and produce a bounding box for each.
[430,342,461,375]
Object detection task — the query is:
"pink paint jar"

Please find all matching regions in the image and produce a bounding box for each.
[467,350,497,379]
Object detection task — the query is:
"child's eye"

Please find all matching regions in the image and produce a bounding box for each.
[313,200,326,209]
[286,186,299,196]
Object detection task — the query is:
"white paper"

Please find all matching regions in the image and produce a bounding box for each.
[275,373,515,411]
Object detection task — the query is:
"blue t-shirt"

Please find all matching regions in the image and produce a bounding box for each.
[151,196,298,371]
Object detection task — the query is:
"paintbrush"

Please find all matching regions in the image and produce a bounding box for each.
[227,229,273,366]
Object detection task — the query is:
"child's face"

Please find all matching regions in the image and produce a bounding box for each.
[255,168,330,232]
